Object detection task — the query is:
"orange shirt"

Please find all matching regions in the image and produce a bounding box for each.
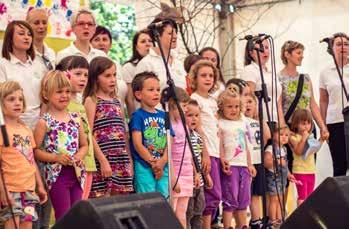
[0,124,36,192]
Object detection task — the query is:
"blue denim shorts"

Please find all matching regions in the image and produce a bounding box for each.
[266,166,288,195]
[0,191,39,222]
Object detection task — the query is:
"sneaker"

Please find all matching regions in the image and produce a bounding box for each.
[250,219,262,229]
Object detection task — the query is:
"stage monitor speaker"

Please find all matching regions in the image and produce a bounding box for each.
[53,192,182,229]
[281,176,349,229]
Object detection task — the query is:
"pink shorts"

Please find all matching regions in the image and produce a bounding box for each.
[293,173,315,201]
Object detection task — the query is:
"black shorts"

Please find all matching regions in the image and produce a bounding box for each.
[251,163,265,196]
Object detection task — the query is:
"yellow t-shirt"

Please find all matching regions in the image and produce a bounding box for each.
[0,124,36,192]
[291,134,316,174]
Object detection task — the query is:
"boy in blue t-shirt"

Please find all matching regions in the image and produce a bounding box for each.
[130,71,170,198]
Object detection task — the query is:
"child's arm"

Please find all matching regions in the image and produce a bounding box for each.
[131,131,156,164]
[34,119,71,165]
[84,97,112,177]
[34,162,47,204]
[245,135,256,177]
[74,119,88,161]
[262,121,271,146]
[0,147,13,206]
[264,150,274,170]
[289,132,308,156]
[219,130,230,175]
[121,110,133,176]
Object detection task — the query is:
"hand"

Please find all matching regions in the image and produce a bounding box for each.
[56,154,72,166]
[172,181,181,193]
[220,159,231,175]
[201,153,211,174]
[248,165,257,177]
[100,159,112,178]
[0,190,13,207]
[280,158,287,167]
[152,158,166,173]
[37,186,48,204]
[302,130,310,139]
[204,174,213,189]
[320,127,330,141]
[287,173,302,185]
[153,167,164,180]
[73,152,84,162]
[194,173,201,189]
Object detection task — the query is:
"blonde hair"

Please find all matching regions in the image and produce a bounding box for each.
[168,87,190,110]
[281,40,305,65]
[189,60,219,93]
[0,81,26,113]
[26,8,49,22]
[217,89,242,119]
[70,8,96,27]
[40,70,71,104]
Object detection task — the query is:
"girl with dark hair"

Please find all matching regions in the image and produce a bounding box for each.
[319,32,349,176]
[122,29,152,115]
[0,20,42,129]
[241,39,282,124]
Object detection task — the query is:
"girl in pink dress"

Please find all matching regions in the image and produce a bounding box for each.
[169,87,193,228]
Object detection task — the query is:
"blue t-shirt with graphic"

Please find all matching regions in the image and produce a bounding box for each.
[130,108,174,167]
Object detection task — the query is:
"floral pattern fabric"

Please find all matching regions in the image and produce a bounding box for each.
[41,112,86,190]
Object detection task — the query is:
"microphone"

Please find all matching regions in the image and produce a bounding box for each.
[239,35,254,41]
[320,37,332,43]
[147,19,175,30]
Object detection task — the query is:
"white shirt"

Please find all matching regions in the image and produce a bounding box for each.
[319,64,349,124]
[135,48,186,92]
[219,118,250,166]
[210,81,225,100]
[241,62,282,122]
[34,43,56,76]
[191,93,220,158]
[56,42,107,64]
[0,55,43,129]
[122,62,137,84]
[244,117,261,164]
[117,78,127,109]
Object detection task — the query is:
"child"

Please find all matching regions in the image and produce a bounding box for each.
[0,81,47,229]
[189,59,220,229]
[217,90,256,229]
[264,125,296,226]
[185,99,213,229]
[244,93,271,229]
[56,56,97,200]
[168,87,192,228]
[183,54,203,95]
[130,71,170,198]
[289,109,321,206]
[84,57,133,198]
[34,71,87,220]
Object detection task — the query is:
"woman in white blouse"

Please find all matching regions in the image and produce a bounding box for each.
[319,32,349,177]
[0,20,42,129]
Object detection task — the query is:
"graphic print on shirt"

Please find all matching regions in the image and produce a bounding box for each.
[143,119,166,158]
[12,134,35,164]
[233,129,247,157]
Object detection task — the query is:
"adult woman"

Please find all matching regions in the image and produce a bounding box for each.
[199,47,225,99]
[241,38,282,123]
[56,9,106,63]
[0,21,41,129]
[26,8,55,73]
[279,40,328,138]
[121,29,152,115]
[319,33,349,177]
[135,18,187,93]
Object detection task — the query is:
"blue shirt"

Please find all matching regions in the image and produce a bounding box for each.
[130,108,174,167]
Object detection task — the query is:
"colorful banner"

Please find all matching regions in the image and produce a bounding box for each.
[0,0,85,39]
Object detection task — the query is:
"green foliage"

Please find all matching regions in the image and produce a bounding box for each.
[90,1,136,64]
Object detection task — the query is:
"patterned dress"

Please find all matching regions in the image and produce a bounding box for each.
[89,97,133,198]
[41,112,86,190]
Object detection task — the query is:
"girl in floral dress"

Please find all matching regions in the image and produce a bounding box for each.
[84,57,133,198]
[34,71,88,220]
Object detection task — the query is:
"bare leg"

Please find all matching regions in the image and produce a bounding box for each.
[19,221,32,229]
[223,211,233,229]
[202,215,211,229]
[235,210,247,228]
[250,195,261,221]
[4,216,20,229]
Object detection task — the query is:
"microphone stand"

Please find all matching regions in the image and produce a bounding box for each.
[148,25,204,207]
[248,35,280,229]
